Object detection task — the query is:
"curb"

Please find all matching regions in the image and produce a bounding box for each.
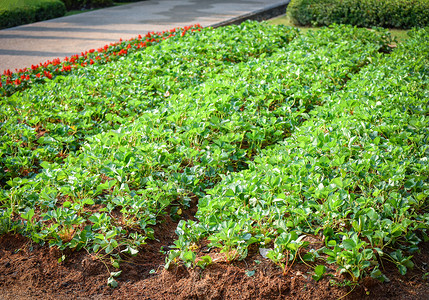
[210,0,290,28]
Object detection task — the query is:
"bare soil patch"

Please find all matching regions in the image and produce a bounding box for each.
[0,220,428,300]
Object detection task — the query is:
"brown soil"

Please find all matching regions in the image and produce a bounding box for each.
[1,212,428,300]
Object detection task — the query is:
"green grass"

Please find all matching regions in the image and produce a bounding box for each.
[268,14,314,34]
[0,0,54,9]
[268,14,410,43]
[388,28,410,43]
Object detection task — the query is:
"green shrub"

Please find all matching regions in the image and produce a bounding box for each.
[0,0,66,29]
[288,0,429,29]
[114,0,144,2]
[91,0,113,8]
[60,0,86,10]
[60,0,113,10]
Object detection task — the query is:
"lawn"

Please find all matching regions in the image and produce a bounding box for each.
[0,21,428,298]
[0,0,52,9]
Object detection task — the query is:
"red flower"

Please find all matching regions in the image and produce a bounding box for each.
[61,65,71,72]
[118,49,127,56]
[0,24,203,97]
[44,71,52,79]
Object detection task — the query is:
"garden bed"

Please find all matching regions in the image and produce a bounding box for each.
[0,21,428,299]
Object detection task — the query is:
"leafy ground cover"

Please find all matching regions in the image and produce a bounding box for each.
[176,26,429,284]
[0,21,428,298]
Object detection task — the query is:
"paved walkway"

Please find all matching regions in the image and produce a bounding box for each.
[0,0,288,73]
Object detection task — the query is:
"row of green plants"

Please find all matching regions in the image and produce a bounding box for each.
[0,21,427,286]
[0,0,66,29]
[0,20,303,264]
[0,25,202,97]
[288,0,429,29]
[173,26,429,283]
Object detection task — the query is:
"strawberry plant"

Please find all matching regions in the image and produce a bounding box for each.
[0,21,427,288]
[175,25,428,282]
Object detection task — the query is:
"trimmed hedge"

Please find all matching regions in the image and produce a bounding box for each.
[288,0,429,29]
[114,0,144,2]
[0,0,66,29]
[60,1,145,11]
[60,0,113,10]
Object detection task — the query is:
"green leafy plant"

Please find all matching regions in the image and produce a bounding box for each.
[0,21,428,289]
[312,265,327,281]
[267,231,308,275]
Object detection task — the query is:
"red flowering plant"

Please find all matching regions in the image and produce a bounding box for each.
[0,24,202,97]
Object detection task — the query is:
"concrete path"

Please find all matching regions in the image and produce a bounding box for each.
[0,0,288,73]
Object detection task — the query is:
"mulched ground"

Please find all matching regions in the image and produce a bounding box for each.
[1,211,428,300]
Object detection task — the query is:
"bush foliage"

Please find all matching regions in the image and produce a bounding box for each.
[114,0,143,3]
[288,0,429,29]
[60,0,113,10]
[0,0,66,29]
